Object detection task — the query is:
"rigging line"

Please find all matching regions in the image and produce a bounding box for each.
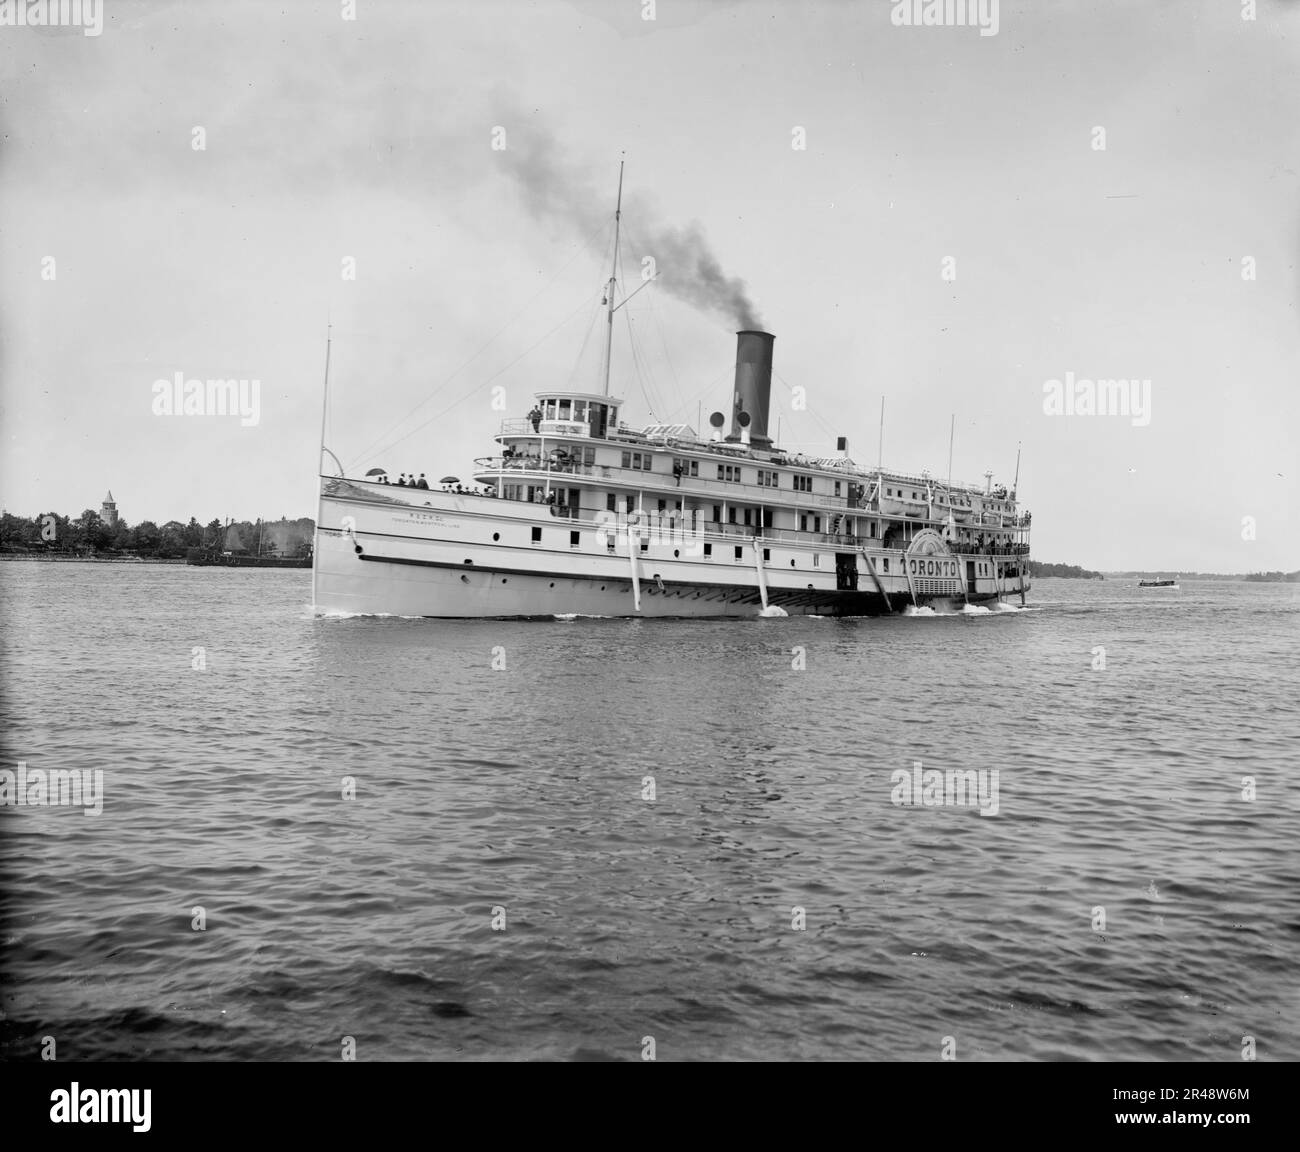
[771,368,846,445]
[645,280,683,416]
[616,238,669,422]
[569,295,604,386]
[622,298,658,421]
[346,214,613,471]
[570,224,617,388]
[619,277,664,422]
[655,367,730,426]
[360,288,605,463]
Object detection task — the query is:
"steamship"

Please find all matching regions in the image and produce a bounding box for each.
[312,177,1031,618]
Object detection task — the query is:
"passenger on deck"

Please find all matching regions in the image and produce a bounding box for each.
[529,406,542,431]
[398,474,408,486]
[417,474,429,489]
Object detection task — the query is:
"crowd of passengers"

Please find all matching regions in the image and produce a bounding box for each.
[373,473,498,496]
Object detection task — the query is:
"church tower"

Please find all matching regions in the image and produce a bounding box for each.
[101,490,118,527]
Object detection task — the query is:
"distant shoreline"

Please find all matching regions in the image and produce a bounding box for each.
[0,555,188,565]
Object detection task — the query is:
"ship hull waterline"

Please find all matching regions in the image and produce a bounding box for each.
[311,486,1029,619]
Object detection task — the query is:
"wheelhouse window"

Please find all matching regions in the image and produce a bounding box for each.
[621,451,653,471]
[674,458,699,477]
[793,475,812,492]
[558,398,571,420]
[757,469,778,487]
[716,464,741,483]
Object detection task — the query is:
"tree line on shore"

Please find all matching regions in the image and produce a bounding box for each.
[0,510,315,560]
[1024,560,1104,579]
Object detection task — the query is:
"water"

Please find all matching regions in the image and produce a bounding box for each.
[1,565,1297,1061]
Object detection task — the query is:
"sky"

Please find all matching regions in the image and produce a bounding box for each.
[1,0,1297,572]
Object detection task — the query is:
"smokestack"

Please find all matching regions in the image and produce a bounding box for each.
[726,330,775,448]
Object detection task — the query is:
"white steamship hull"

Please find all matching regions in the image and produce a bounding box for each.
[312,482,1028,618]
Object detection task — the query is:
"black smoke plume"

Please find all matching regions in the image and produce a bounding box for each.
[497,114,763,331]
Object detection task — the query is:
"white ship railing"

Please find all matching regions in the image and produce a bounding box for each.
[475,457,848,508]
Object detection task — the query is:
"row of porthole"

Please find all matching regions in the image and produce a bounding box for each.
[462,567,613,593]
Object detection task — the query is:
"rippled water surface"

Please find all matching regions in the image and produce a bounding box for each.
[1,565,1297,1061]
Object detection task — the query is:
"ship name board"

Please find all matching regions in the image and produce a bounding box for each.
[908,557,960,578]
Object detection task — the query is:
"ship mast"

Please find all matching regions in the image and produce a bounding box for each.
[601,160,625,398]
[946,413,955,537]
[946,414,955,495]
[310,323,332,607]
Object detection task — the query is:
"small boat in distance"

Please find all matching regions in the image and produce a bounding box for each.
[1138,576,1179,588]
